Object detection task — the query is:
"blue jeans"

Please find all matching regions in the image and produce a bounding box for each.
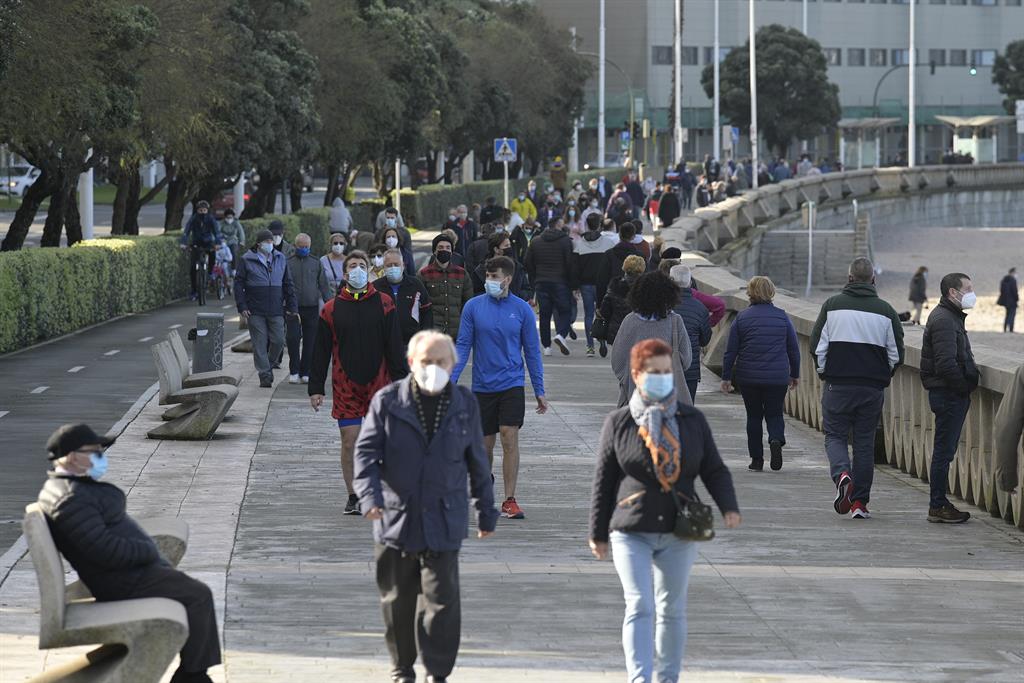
[928,390,971,509]
[739,384,788,461]
[580,284,598,346]
[611,531,698,683]
[535,281,573,348]
[821,383,884,505]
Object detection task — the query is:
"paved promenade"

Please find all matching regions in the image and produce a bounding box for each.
[1,331,1022,682]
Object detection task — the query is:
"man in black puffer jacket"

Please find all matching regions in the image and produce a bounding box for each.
[525,219,577,355]
[36,424,221,683]
[920,272,979,524]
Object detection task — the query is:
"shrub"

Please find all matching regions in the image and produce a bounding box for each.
[0,236,189,354]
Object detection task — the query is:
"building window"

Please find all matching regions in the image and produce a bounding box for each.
[929,49,946,66]
[869,49,888,66]
[848,48,866,66]
[930,0,947,5]
[652,46,673,65]
[824,48,842,66]
[950,0,966,4]
[869,0,887,4]
[682,46,698,65]
[971,0,996,5]
[971,49,997,66]
[848,0,865,3]
[949,49,967,66]
[703,46,732,64]
[1006,0,1021,6]
[891,49,913,65]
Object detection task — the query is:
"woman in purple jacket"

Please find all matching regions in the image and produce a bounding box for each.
[721,276,800,471]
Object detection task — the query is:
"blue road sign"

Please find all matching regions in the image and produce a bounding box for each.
[494,138,518,163]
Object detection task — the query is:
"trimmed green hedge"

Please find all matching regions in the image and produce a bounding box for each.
[395,167,623,229]
[0,236,189,354]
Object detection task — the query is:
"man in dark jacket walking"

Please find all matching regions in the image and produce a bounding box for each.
[810,257,905,519]
[373,248,433,345]
[997,267,1019,332]
[669,265,712,402]
[355,331,497,683]
[235,229,298,388]
[285,233,331,384]
[525,220,576,355]
[921,272,979,523]
[37,423,220,683]
[574,214,617,355]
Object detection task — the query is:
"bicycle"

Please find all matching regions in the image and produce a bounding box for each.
[190,245,214,306]
[210,262,229,300]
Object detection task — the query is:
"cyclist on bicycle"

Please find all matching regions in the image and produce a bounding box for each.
[180,200,223,300]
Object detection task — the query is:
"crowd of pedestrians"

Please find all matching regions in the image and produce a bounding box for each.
[31,165,1024,683]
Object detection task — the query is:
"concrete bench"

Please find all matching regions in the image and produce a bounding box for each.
[167,330,242,388]
[149,341,238,440]
[22,503,188,683]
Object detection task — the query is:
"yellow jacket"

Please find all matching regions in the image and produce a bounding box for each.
[510,196,537,222]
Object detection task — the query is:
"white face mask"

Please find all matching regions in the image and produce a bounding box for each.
[372,255,384,267]
[272,235,283,246]
[331,243,345,255]
[958,291,977,310]
[413,363,450,395]
[385,236,399,249]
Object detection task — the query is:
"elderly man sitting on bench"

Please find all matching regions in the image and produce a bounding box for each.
[36,423,221,683]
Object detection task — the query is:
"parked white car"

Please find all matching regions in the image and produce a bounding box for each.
[2,165,41,197]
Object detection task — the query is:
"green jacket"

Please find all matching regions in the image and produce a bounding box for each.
[220,218,246,247]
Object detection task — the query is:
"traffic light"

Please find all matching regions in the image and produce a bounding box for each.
[632,120,641,139]
[968,63,977,76]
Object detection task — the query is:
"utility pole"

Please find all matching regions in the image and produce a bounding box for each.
[569,26,579,173]
[673,0,683,164]
[908,0,917,167]
[598,0,606,167]
[713,0,721,162]
[749,0,759,189]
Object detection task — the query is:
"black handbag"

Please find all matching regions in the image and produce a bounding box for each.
[592,315,609,341]
[669,490,715,542]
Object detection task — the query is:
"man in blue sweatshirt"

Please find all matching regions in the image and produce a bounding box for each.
[453,255,548,520]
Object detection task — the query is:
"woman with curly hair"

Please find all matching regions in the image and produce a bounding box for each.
[610,271,692,408]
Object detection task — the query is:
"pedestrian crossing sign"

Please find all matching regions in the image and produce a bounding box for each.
[494,137,517,163]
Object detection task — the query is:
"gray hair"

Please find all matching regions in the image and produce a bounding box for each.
[294,232,311,246]
[407,330,458,365]
[849,257,874,283]
[383,248,404,261]
[669,264,692,289]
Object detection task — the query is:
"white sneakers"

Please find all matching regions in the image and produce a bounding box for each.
[552,334,570,356]
[543,347,552,357]
[300,376,309,384]
[288,374,300,384]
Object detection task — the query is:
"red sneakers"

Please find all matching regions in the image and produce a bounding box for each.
[850,501,871,519]
[833,472,853,515]
[501,497,525,519]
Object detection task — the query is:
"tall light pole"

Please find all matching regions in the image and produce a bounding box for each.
[569,26,579,173]
[713,0,721,161]
[802,0,808,34]
[749,0,759,189]
[908,0,916,167]
[673,0,683,164]
[598,0,606,167]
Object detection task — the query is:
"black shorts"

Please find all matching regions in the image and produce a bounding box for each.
[475,386,526,436]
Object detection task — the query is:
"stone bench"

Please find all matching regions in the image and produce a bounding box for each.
[148,340,238,440]
[22,504,189,683]
[167,329,242,389]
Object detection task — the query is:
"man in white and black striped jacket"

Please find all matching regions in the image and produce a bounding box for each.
[810,257,905,520]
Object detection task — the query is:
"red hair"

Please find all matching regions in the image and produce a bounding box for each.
[630,338,672,373]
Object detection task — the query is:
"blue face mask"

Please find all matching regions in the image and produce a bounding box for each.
[295,247,310,257]
[259,242,274,255]
[87,452,108,480]
[385,266,403,283]
[484,279,505,298]
[641,372,674,401]
[347,266,368,289]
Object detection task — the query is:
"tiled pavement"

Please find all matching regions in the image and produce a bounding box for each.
[2,336,1023,682]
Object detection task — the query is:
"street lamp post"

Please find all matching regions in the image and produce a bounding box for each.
[598,0,606,167]
[674,0,684,165]
[749,0,759,189]
[908,0,916,167]
[580,51,634,168]
[713,0,721,161]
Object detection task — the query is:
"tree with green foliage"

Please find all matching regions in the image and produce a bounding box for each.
[701,24,840,158]
[992,40,1024,115]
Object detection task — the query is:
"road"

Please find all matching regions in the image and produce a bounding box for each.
[0,299,243,552]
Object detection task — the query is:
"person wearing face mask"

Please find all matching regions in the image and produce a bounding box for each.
[810,257,905,520]
[180,200,223,300]
[920,272,980,524]
[267,220,295,258]
[310,250,409,516]
[380,226,416,276]
[464,222,494,276]
[36,423,222,683]
[470,232,525,298]
[235,229,298,388]
[368,244,388,281]
[509,189,538,224]
[374,205,407,235]
[219,208,246,267]
[372,248,433,345]
[580,194,603,226]
[285,233,332,384]
[354,331,497,683]
[321,232,349,295]
[525,179,543,208]
[452,255,549,519]
[564,204,584,239]
[417,234,473,340]
[590,339,740,683]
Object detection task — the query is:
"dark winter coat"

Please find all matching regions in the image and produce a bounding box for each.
[37,474,165,601]
[723,302,800,386]
[909,273,928,304]
[997,274,1019,309]
[920,298,979,395]
[606,240,642,279]
[524,228,575,287]
[597,274,635,344]
[657,191,681,227]
[574,230,617,301]
[235,248,297,318]
[417,262,474,339]
[354,377,499,552]
[590,403,739,542]
[180,212,221,248]
[673,288,713,384]
[372,275,434,344]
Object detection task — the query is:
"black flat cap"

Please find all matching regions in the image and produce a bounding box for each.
[45,423,115,460]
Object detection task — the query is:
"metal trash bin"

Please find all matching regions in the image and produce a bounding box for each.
[191,313,224,372]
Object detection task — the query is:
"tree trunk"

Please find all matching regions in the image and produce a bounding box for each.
[65,188,83,246]
[40,171,74,247]
[123,169,142,235]
[1,168,53,251]
[289,171,303,212]
[444,153,464,184]
[425,151,438,184]
[164,174,191,231]
[110,165,132,235]
[324,164,339,206]
[242,170,280,219]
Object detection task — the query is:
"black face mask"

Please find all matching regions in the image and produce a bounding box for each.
[435,250,452,264]
[502,248,514,258]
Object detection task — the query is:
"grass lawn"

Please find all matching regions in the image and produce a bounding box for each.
[0,185,167,212]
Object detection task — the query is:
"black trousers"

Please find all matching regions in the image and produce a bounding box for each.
[375,544,461,679]
[286,305,320,376]
[122,564,221,672]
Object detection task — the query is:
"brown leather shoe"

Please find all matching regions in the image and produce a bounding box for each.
[927,505,970,524]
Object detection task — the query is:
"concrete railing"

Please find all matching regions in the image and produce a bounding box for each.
[667,163,1024,253]
[678,255,1024,528]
